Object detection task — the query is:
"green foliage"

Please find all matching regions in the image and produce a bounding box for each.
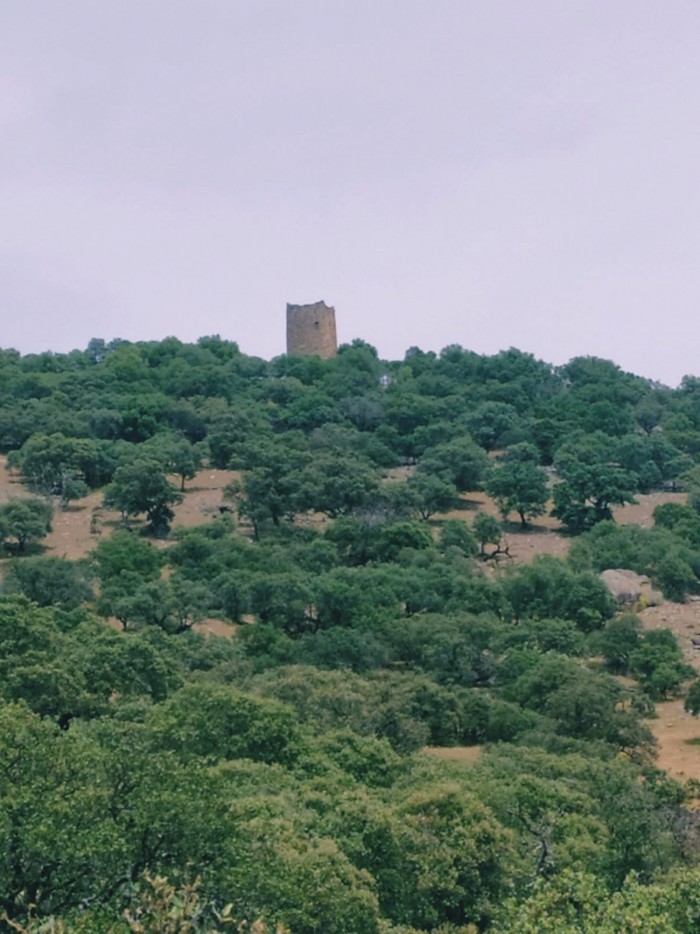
[77,629,182,703]
[403,472,461,519]
[656,551,697,601]
[93,530,161,584]
[308,730,402,787]
[149,681,302,765]
[439,520,478,557]
[325,517,437,568]
[0,497,52,553]
[496,866,700,933]
[295,453,381,518]
[418,437,490,493]
[497,617,586,657]
[228,440,309,534]
[103,458,182,535]
[497,653,648,747]
[225,821,381,934]
[119,873,264,934]
[629,629,692,699]
[389,784,509,929]
[684,678,700,715]
[472,512,505,558]
[503,556,615,630]
[685,464,700,516]
[597,615,641,673]
[615,432,688,491]
[207,407,272,468]
[654,502,700,545]
[374,521,434,562]
[486,444,549,528]
[0,336,698,931]
[568,519,700,600]
[249,573,316,635]
[551,435,638,533]
[1,556,92,607]
[93,532,164,627]
[10,432,118,498]
[156,433,203,490]
[466,401,519,451]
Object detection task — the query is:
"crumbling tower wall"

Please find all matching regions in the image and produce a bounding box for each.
[286,301,338,358]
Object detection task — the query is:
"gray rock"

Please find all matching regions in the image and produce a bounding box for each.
[600,568,663,606]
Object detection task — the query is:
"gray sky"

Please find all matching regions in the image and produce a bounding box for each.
[2,2,699,386]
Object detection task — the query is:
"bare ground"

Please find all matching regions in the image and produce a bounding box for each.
[430,491,700,777]
[424,745,483,764]
[0,457,241,563]
[649,700,700,782]
[432,490,687,566]
[615,491,687,528]
[2,455,700,779]
[638,599,700,782]
[612,491,700,781]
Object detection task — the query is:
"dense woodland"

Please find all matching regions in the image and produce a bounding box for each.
[4,336,700,931]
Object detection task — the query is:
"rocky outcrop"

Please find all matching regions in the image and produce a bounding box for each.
[600,568,663,607]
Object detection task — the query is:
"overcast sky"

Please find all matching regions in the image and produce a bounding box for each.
[2,2,699,385]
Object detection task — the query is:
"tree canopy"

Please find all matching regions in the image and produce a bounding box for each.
[0,335,699,931]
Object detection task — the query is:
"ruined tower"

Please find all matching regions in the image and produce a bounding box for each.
[286,301,338,359]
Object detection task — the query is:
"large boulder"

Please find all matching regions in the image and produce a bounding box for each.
[600,568,663,606]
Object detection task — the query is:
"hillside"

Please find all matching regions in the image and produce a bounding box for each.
[3,338,700,931]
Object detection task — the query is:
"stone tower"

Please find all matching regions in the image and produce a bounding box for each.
[286,301,338,359]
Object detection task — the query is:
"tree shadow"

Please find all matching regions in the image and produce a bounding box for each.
[2,540,48,558]
[456,498,481,512]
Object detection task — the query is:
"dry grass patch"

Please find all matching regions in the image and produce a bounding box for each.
[648,700,700,783]
[423,745,483,764]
